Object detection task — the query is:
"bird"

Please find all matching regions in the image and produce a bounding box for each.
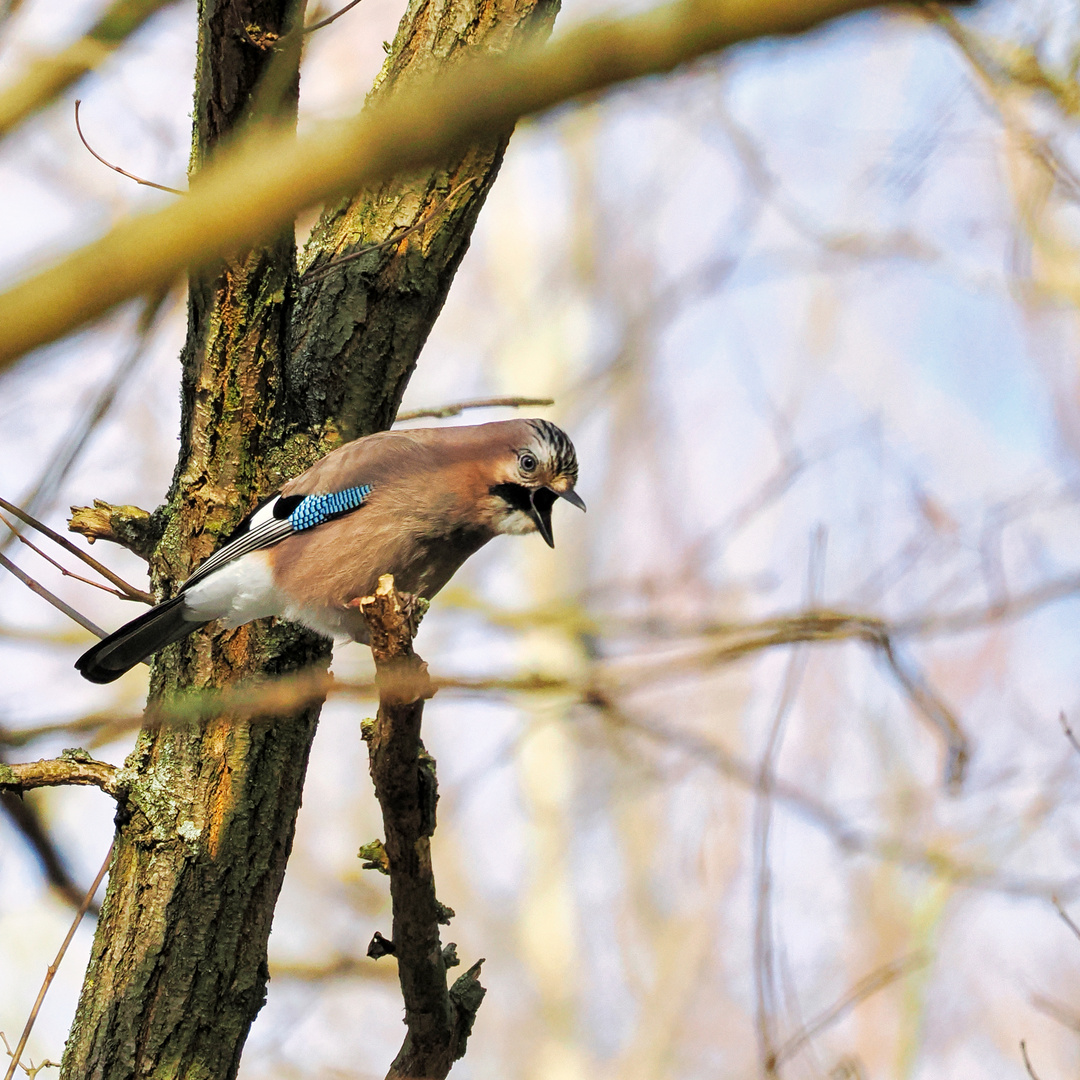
[75,418,584,684]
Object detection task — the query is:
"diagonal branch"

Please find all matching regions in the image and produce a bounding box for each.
[0,551,106,639]
[0,512,139,602]
[0,0,978,368]
[0,496,153,602]
[772,952,928,1067]
[1,841,113,1080]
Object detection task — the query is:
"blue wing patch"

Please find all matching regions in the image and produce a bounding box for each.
[181,484,373,591]
[288,486,372,531]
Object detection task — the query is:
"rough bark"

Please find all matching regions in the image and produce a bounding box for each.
[358,577,486,1080]
[288,0,559,441]
[59,0,559,1074]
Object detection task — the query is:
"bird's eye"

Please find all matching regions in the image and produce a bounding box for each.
[519,453,538,473]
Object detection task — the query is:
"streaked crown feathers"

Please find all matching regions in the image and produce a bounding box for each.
[526,419,579,484]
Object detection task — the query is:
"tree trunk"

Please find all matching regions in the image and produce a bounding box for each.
[59,0,558,1074]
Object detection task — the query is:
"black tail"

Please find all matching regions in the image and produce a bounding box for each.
[75,596,208,684]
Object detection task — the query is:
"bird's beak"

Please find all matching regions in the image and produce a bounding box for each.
[529,489,557,548]
[528,486,586,548]
[558,487,587,513]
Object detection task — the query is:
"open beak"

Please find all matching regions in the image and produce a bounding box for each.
[558,487,587,513]
[529,487,586,548]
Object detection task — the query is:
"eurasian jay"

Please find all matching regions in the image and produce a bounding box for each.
[75,418,583,684]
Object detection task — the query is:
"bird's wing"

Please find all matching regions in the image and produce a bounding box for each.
[181,484,373,591]
[181,430,432,592]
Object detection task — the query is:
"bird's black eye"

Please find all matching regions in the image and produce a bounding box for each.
[519,452,538,473]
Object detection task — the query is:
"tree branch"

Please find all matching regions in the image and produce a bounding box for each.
[0,0,978,367]
[394,396,555,422]
[66,500,160,561]
[0,750,119,798]
[0,551,107,639]
[0,496,153,601]
[358,575,485,1079]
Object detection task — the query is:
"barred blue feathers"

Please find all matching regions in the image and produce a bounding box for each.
[181,484,374,591]
[288,486,372,531]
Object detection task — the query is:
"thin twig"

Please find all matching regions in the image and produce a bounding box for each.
[302,178,480,283]
[772,953,928,1066]
[303,0,363,33]
[755,528,824,1077]
[0,512,135,601]
[74,100,185,196]
[1052,896,1080,944]
[0,496,153,603]
[1059,713,1080,759]
[876,638,968,790]
[7,292,170,536]
[0,552,106,639]
[0,1033,58,1080]
[1020,1041,1044,1080]
[395,396,555,422]
[1,841,114,1080]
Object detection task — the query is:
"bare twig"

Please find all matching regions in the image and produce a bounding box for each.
[754,643,809,1076]
[395,397,555,422]
[66,501,158,560]
[895,574,1080,638]
[0,752,119,797]
[773,953,928,1066]
[1,841,113,1080]
[0,512,137,601]
[1052,896,1080,944]
[8,292,170,535]
[0,496,153,603]
[303,0,363,33]
[302,178,480,284]
[0,1033,58,1080]
[877,639,967,790]
[755,530,824,1076]
[1020,1041,1044,1080]
[601,707,1074,899]
[74,100,185,195]
[0,552,106,639]
[1059,713,1080,759]
[357,576,485,1079]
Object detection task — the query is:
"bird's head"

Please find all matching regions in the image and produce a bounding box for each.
[486,419,585,547]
